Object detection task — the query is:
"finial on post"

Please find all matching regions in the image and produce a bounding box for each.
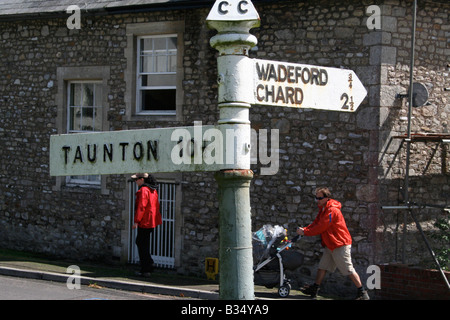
[206,0,260,55]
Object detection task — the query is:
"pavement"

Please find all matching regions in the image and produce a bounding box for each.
[0,248,319,300]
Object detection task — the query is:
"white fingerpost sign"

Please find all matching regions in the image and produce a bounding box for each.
[49,124,251,176]
[253,59,367,112]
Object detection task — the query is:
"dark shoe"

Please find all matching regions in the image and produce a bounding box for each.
[135,271,151,278]
[300,283,320,299]
[355,289,370,300]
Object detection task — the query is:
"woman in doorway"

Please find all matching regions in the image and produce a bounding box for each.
[131,173,162,277]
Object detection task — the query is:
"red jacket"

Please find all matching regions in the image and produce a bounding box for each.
[303,199,352,251]
[134,185,162,229]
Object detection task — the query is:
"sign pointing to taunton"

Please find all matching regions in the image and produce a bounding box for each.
[252,58,367,112]
[49,124,252,177]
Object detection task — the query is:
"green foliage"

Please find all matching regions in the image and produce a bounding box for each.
[429,216,450,271]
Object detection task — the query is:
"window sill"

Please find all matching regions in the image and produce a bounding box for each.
[128,113,179,122]
[63,184,101,192]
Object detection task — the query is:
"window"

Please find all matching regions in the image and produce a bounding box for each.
[55,66,110,192]
[137,35,177,115]
[67,82,103,133]
[66,81,103,186]
[125,21,184,121]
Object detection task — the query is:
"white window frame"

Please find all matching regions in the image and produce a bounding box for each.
[55,66,110,194]
[125,21,185,122]
[66,80,103,187]
[136,34,178,116]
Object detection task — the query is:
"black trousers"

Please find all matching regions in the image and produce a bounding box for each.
[136,227,155,273]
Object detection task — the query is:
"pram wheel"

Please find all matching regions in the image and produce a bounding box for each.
[278,283,291,298]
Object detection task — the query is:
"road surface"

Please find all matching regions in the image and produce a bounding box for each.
[0,274,185,300]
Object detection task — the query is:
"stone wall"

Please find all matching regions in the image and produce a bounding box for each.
[0,10,189,262]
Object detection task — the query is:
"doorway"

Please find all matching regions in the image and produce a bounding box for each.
[128,181,176,268]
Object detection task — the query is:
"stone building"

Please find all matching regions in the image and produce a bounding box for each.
[0,0,448,297]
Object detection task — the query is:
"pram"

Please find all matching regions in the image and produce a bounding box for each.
[253,225,303,298]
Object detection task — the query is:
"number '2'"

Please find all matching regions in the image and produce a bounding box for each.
[341,93,354,111]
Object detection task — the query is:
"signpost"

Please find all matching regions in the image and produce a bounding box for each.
[207,0,260,300]
[49,0,368,300]
[49,123,250,176]
[211,56,367,112]
[252,58,367,111]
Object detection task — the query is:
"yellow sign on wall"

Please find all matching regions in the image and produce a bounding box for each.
[205,257,219,280]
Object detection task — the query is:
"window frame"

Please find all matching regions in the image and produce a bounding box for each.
[125,21,185,122]
[54,66,110,194]
[136,34,178,116]
[66,80,104,134]
[66,80,104,187]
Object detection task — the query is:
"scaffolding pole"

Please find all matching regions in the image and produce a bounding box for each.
[403,0,417,263]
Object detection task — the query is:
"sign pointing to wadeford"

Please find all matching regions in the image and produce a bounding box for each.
[214,56,367,112]
[253,59,367,112]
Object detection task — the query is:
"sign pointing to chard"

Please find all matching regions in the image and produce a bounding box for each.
[252,58,367,112]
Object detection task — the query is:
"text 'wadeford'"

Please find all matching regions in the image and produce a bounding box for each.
[252,58,367,112]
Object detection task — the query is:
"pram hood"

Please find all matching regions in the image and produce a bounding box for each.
[252,224,287,262]
[253,224,304,271]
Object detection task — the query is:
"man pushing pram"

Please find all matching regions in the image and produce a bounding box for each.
[296,187,370,300]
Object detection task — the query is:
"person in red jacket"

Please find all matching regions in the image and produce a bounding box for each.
[297,187,369,300]
[131,173,162,277]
